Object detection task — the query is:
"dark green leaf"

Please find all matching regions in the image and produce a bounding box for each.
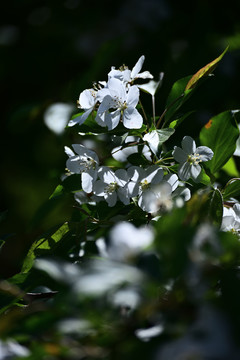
[200,111,239,174]
[21,223,70,273]
[208,188,223,227]
[163,76,192,123]
[223,178,240,201]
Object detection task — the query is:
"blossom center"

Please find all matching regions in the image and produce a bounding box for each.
[187,153,202,165]
[140,179,150,191]
[80,158,96,171]
[105,182,118,194]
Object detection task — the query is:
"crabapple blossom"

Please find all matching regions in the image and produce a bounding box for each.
[173,136,213,181]
[93,166,130,207]
[96,78,143,130]
[68,88,98,127]
[65,144,99,193]
[108,55,153,84]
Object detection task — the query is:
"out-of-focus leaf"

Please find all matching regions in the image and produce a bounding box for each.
[208,188,223,227]
[222,157,239,177]
[199,111,239,174]
[22,223,70,273]
[185,47,228,90]
[222,178,240,201]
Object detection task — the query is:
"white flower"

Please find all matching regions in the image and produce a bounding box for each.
[68,88,97,127]
[93,166,130,207]
[44,102,74,134]
[173,136,213,181]
[127,165,169,213]
[65,144,99,193]
[108,55,153,84]
[108,221,154,261]
[97,78,143,130]
[221,204,240,235]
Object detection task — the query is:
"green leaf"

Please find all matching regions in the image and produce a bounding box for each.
[222,157,239,177]
[208,188,223,227]
[163,75,193,123]
[223,178,240,201]
[127,153,150,166]
[21,223,70,273]
[199,111,239,174]
[185,47,229,90]
[156,128,175,143]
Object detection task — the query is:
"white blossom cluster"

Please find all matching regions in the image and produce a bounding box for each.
[68,55,153,130]
[64,56,214,215]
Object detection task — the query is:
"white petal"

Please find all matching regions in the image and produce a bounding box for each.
[108,77,126,102]
[135,70,154,79]
[82,171,94,193]
[106,192,117,207]
[143,130,160,155]
[68,108,92,127]
[117,187,130,205]
[107,110,121,130]
[64,146,75,157]
[164,173,179,191]
[131,55,145,79]
[196,146,214,161]
[190,164,201,180]
[79,89,96,109]
[126,85,139,108]
[115,168,128,186]
[123,108,143,129]
[66,157,81,173]
[173,146,188,163]
[93,180,105,196]
[178,162,192,181]
[181,136,196,154]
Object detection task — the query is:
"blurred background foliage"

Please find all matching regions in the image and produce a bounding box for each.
[1,0,240,276]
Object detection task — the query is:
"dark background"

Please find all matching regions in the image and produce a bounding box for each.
[1,0,240,276]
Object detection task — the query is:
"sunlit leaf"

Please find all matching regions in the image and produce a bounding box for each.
[199,110,239,174]
[185,47,228,90]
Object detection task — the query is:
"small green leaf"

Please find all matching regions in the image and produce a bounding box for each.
[185,47,228,90]
[156,128,175,143]
[223,178,240,201]
[49,184,64,199]
[208,188,223,227]
[22,223,70,273]
[200,111,239,174]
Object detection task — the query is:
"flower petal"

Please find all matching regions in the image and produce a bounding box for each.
[178,162,192,181]
[131,55,144,79]
[123,108,143,129]
[126,85,139,108]
[173,146,188,163]
[181,136,196,154]
[196,146,214,162]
